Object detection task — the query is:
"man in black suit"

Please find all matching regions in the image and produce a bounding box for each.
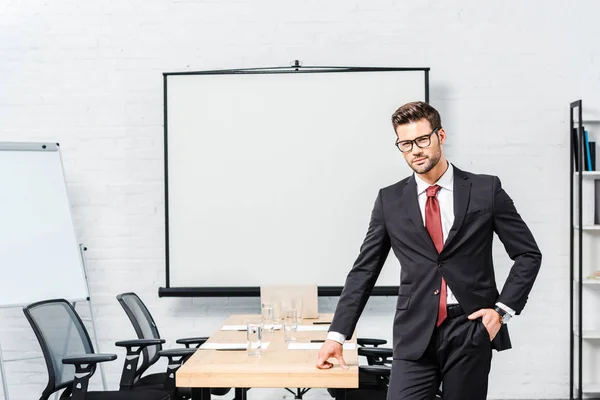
[316,101,542,400]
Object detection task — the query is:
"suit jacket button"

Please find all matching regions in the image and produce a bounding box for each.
[434,290,440,295]
[438,262,444,267]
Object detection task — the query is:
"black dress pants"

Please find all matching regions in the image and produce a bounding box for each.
[386,311,493,400]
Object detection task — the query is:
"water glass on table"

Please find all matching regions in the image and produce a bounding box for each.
[291,298,303,324]
[283,309,298,342]
[247,321,262,356]
[261,302,275,332]
[272,299,283,323]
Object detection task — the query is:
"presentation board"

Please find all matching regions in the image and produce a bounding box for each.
[0,142,88,307]
[159,66,429,297]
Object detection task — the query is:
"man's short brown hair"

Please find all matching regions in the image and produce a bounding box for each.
[391,101,442,131]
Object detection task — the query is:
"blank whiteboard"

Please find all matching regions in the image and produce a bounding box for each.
[161,67,429,296]
[0,143,88,307]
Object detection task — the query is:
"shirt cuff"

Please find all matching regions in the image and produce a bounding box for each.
[495,302,516,317]
[327,331,346,344]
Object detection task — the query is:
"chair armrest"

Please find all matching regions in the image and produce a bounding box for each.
[359,365,391,378]
[358,347,393,366]
[115,339,165,357]
[357,338,387,347]
[115,338,165,348]
[175,336,209,348]
[158,348,196,358]
[358,347,393,358]
[62,353,117,365]
[62,353,117,400]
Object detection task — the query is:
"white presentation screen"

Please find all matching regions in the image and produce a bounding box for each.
[0,143,88,307]
[164,68,428,293]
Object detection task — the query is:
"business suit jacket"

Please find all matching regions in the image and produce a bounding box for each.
[329,165,542,361]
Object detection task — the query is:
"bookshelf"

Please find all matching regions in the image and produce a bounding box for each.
[574,225,600,231]
[579,172,600,180]
[570,100,600,399]
[574,330,600,339]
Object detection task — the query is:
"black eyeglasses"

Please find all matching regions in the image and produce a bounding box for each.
[395,128,440,153]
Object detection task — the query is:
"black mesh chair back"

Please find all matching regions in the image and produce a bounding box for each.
[23,299,95,400]
[116,292,163,378]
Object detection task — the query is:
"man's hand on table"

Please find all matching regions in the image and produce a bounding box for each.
[315,339,348,369]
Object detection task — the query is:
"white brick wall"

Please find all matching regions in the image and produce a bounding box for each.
[1,1,600,398]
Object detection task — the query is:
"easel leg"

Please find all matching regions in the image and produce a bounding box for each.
[0,340,10,400]
[85,300,107,391]
[76,243,108,392]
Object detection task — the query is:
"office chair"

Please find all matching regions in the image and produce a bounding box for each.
[356,338,389,368]
[22,298,170,400]
[115,292,232,398]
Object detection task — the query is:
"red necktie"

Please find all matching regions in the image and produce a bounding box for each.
[425,185,447,327]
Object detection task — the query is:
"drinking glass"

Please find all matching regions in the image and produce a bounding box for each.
[247,321,262,356]
[283,309,298,342]
[292,298,304,324]
[261,302,275,332]
[272,299,283,323]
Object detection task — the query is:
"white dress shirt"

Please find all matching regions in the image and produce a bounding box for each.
[327,162,514,344]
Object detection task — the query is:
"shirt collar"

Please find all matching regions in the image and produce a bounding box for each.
[414,161,454,196]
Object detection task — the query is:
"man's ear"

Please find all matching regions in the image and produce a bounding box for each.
[437,128,446,145]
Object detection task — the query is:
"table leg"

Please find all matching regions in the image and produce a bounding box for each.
[191,388,211,400]
[334,388,347,400]
[234,388,248,400]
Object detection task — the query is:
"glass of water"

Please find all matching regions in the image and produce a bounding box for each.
[272,299,283,323]
[283,309,298,342]
[247,321,262,356]
[292,298,303,324]
[261,302,275,332]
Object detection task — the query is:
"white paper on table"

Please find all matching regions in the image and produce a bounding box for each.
[200,342,270,350]
[221,324,282,331]
[249,342,270,349]
[287,343,356,350]
[200,342,247,350]
[263,324,282,330]
[296,325,330,332]
[220,325,248,331]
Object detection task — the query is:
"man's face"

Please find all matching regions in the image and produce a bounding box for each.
[395,118,445,174]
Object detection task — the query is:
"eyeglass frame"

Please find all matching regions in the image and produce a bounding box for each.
[395,127,441,153]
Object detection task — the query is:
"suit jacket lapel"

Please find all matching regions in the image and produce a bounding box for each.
[443,166,471,252]
[404,175,438,253]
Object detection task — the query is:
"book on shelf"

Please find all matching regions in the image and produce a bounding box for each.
[585,130,594,171]
[573,126,596,171]
[573,127,580,170]
[595,180,600,224]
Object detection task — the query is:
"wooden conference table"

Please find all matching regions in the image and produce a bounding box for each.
[176,313,358,399]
